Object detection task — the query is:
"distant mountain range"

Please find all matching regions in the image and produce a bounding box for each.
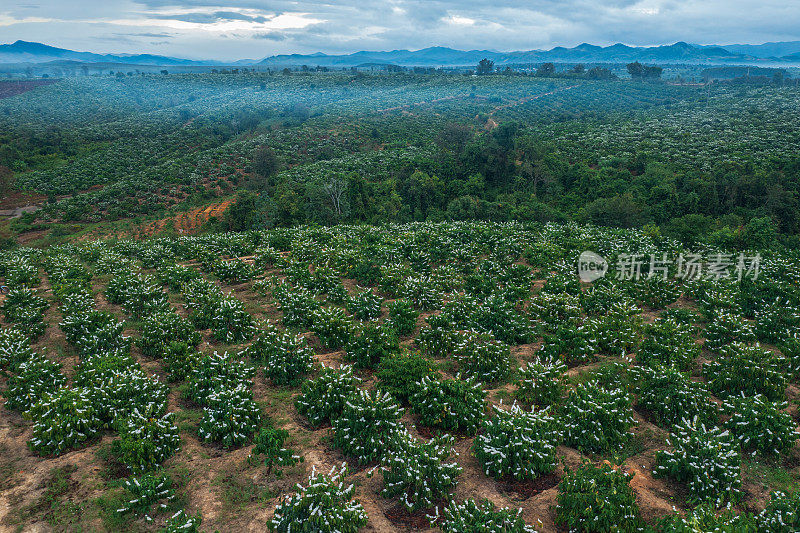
[2,39,800,68]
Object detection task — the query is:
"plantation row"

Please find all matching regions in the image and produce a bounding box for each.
[1,221,799,531]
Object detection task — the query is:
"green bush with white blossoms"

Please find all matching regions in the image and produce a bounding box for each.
[432,499,537,533]
[345,322,399,369]
[27,386,104,456]
[515,357,567,408]
[113,408,180,473]
[198,384,261,447]
[311,306,356,350]
[332,389,402,464]
[3,352,66,412]
[703,342,787,401]
[632,364,717,428]
[295,364,362,427]
[474,403,560,481]
[241,325,314,386]
[637,317,699,370]
[722,393,798,457]
[186,351,255,406]
[410,374,486,435]
[757,491,800,533]
[269,464,368,533]
[138,311,201,359]
[537,323,598,367]
[347,290,383,320]
[376,430,462,511]
[562,381,636,454]
[116,472,177,522]
[452,331,512,383]
[704,310,757,353]
[556,462,642,533]
[654,417,742,506]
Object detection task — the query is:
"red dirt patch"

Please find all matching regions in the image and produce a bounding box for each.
[0,79,58,99]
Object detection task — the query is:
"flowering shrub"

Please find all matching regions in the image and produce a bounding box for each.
[1,288,48,333]
[410,375,485,435]
[311,306,355,350]
[157,264,202,291]
[0,326,35,372]
[556,463,641,533]
[273,284,320,328]
[348,290,383,320]
[654,417,741,506]
[537,324,598,367]
[212,258,258,283]
[703,342,787,401]
[722,394,797,457]
[59,309,130,357]
[113,408,180,473]
[105,271,170,318]
[208,295,257,343]
[138,311,201,359]
[295,365,362,427]
[250,425,302,477]
[198,384,261,447]
[376,353,437,406]
[704,310,757,352]
[629,276,681,308]
[401,275,443,310]
[377,430,461,511]
[345,323,399,369]
[755,299,800,344]
[186,351,255,406]
[241,325,314,386]
[474,404,560,481]
[632,364,717,428]
[637,318,699,370]
[562,381,636,454]
[269,465,368,532]
[515,358,567,408]
[529,292,582,330]
[332,389,402,464]
[594,301,643,356]
[757,491,800,532]
[3,353,66,412]
[27,387,103,455]
[433,499,537,533]
[116,473,176,522]
[452,331,512,383]
[162,341,201,382]
[385,299,418,336]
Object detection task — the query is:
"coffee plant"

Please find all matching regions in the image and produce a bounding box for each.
[376,352,437,406]
[250,425,303,477]
[654,417,742,506]
[138,311,201,359]
[332,389,402,464]
[198,384,261,447]
[722,394,797,457]
[186,351,255,405]
[385,299,418,336]
[562,381,636,454]
[452,331,512,383]
[637,317,699,370]
[348,290,383,320]
[3,353,66,413]
[27,387,103,456]
[516,358,567,408]
[704,310,757,352]
[757,491,800,532]
[311,306,356,350]
[556,462,641,533]
[113,408,180,473]
[632,364,717,428]
[410,375,486,435]
[377,430,462,511]
[269,465,368,532]
[474,403,560,481]
[295,364,362,427]
[703,342,787,401]
[241,325,314,386]
[432,499,537,533]
[116,472,177,522]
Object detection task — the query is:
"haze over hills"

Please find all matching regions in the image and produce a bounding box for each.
[2,39,800,68]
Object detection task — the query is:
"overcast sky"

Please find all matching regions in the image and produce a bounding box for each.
[2,1,799,60]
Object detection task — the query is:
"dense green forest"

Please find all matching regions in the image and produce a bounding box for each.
[1,71,798,249]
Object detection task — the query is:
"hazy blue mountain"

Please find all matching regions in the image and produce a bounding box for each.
[718,41,800,58]
[4,39,800,67]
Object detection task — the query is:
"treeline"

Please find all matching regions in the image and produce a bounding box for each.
[227,121,800,248]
